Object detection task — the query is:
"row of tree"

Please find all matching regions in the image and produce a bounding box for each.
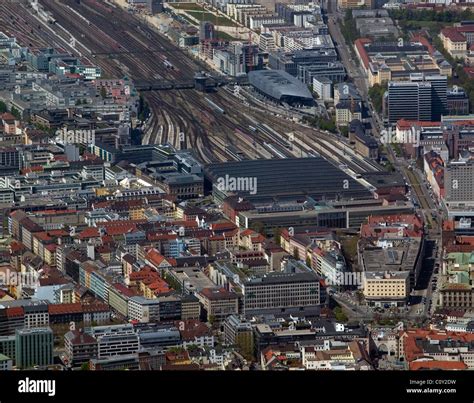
[0,100,21,119]
[389,8,474,23]
[340,10,359,44]
[368,83,387,115]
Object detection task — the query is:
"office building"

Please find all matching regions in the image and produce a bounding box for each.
[242,272,321,316]
[338,0,374,9]
[64,329,98,367]
[387,81,432,124]
[0,353,12,370]
[90,354,140,370]
[312,76,333,101]
[387,74,448,124]
[89,324,140,359]
[445,156,474,208]
[447,87,470,116]
[362,271,410,307]
[411,74,447,121]
[197,288,239,323]
[128,296,161,323]
[24,302,49,328]
[15,327,53,369]
[148,0,163,14]
[138,327,181,349]
[0,335,16,363]
[223,315,254,359]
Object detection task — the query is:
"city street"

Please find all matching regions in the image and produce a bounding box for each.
[324,2,443,323]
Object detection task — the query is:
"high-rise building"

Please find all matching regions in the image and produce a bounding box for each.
[387,74,448,124]
[0,147,21,170]
[199,21,215,42]
[447,87,470,115]
[147,0,163,14]
[15,327,53,369]
[445,155,474,207]
[387,81,432,124]
[411,74,447,121]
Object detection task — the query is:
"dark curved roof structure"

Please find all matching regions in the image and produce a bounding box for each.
[248,70,314,105]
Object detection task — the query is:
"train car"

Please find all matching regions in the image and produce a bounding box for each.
[263,142,287,159]
[205,97,225,114]
[257,124,291,149]
[163,60,175,70]
[225,145,245,161]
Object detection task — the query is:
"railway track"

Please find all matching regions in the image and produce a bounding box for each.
[35,0,304,161]
[2,0,383,169]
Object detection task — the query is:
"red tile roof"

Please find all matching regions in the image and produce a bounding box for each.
[410,361,467,370]
[6,307,24,317]
[78,227,100,240]
[211,222,238,232]
[112,283,137,298]
[146,249,170,268]
[9,241,26,254]
[82,302,110,313]
[354,38,372,69]
[48,303,83,315]
[441,27,466,42]
[463,66,474,78]
[410,34,435,55]
[396,119,441,129]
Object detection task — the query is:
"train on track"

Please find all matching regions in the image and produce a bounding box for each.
[205,97,225,114]
[256,124,291,149]
[225,145,245,161]
[163,59,175,70]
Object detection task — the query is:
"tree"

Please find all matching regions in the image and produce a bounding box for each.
[100,86,107,99]
[273,227,283,245]
[80,362,89,370]
[138,95,150,121]
[355,290,364,304]
[334,306,348,323]
[341,10,359,44]
[293,248,300,260]
[0,100,7,113]
[10,106,21,120]
[208,315,216,326]
[368,83,387,114]
[250,221,265,236]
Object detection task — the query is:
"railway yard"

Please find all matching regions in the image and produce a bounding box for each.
[1,0,382,176]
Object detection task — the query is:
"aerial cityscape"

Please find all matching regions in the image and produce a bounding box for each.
[1,0,474,390]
